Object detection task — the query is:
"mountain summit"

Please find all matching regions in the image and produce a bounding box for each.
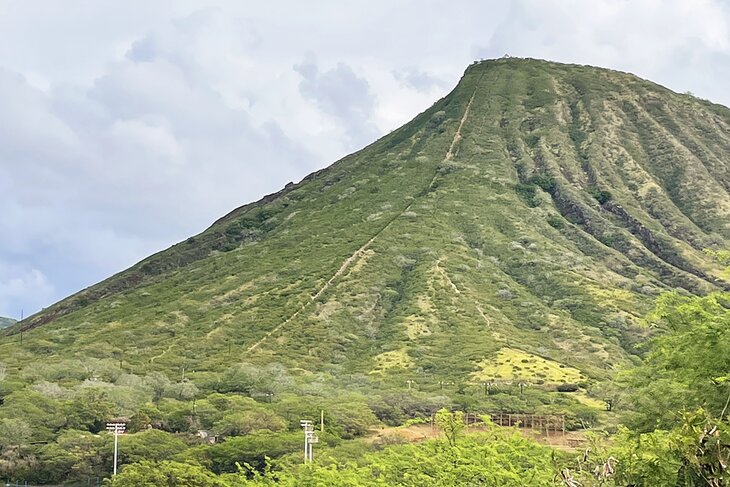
[5,58,730,384]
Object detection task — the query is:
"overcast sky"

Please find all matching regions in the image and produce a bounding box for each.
[1,0,730,318]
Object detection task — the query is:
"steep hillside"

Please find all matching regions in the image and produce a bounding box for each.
[3,58,729,388]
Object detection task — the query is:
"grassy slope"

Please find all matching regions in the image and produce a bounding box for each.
[2,58,729,389]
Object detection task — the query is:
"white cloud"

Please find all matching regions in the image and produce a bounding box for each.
[0,267,55,318]
[294,54,380,148]
[393,66,449,93]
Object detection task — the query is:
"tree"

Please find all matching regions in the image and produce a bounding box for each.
[672,408,730,486]
[324,401,377,439]
[144,372,173,404]
[65,389,116,433]
[589,381,624,411]
[0,390,66,441]
[435,408,464,447]
[216,363,291,397]
[38,429,108,483]
[0,418,32,447]
[119,429,189,464]
[165,380,199,401]
[0,445,39,483]
[247,430,557,486]
[214,410,287,437]
[581,291,730,485]
[624,292,730,430]
[186,432,303,474]
[109,460,228,486]
[127,411,152,433]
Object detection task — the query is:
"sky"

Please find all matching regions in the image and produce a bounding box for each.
[1,0,730,318]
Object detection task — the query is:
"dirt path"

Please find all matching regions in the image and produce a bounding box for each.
[246,204,411,353]
[476,304,492,328]
[149,337,181,363]
[247,84,480,354]
[445,90,477,161]
[435,257,461,294]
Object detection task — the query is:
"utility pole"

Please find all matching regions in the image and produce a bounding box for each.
[106,422,126,476]
[302,420,308,464]
[308,430,317,462]
[300,420,318,464]
[406,379,416,390]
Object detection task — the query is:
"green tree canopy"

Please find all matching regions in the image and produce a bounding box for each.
[624,292,730,430]
[109,460,228,487]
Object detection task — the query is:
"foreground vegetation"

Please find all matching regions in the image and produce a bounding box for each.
[105,292,726,486]
[109,292,730,486]
[0,361,599,483]
[0,292,724,485]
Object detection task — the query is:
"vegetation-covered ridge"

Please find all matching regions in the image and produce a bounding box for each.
[7,58,729,377]
[0,57,729,484]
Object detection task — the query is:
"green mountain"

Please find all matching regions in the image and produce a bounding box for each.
[0,317,16,329]
[4,58,730,387]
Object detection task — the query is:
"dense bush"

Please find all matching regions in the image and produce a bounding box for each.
[110,461,227,487]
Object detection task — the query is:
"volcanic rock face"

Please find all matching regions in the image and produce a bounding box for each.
[5,58,729,383]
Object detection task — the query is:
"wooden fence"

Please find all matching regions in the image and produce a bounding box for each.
[462,412,566,432]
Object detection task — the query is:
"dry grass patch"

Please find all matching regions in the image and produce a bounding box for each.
[472,348,584,383]
[371,348,414,374]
